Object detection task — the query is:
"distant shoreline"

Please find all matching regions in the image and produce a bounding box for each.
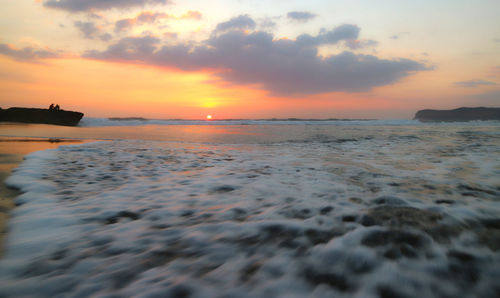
[414,107,500,122]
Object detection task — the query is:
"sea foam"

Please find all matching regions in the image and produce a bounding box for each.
[0,127,499,297]
[79,117,423,127]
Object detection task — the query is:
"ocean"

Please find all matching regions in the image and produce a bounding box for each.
[0,119,499,297]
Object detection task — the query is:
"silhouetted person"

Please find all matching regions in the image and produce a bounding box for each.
[55,104,60,111]
[49,103,54,110]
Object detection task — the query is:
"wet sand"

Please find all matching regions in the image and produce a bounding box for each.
[0,123,498,297]
[0,138,86,256]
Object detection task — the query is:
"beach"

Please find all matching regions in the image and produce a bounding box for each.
[0,120,499,297]
[0,137,87,256]
[2,0,499,295]
[2,0,498,296]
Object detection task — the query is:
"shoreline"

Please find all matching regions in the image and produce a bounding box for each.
[0,125,498,297]
[0,137,90,257]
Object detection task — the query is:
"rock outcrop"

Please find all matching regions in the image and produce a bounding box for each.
[0,107,84,126]
[414,107,500,122]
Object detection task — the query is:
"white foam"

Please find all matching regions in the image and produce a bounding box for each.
[2,149,82,277]
[80,117,426,127]
[0,125,499,297]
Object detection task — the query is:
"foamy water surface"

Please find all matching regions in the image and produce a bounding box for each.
[0,122,499,297]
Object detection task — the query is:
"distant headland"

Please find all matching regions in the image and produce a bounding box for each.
[0,107,84,126]
[414,107,500,122]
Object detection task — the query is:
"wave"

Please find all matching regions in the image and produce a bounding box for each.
[80,117,423,127]
[1,135,498,297]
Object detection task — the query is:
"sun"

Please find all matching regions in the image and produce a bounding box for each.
[206,115,212,120]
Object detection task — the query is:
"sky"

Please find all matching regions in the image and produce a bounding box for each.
[0,0,499,119]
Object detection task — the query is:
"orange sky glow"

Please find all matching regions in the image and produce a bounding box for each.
[0,0,498,119]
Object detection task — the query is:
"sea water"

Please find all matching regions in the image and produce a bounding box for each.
[0,120,499,297]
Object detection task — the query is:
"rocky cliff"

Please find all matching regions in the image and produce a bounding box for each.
[414,107,500,122]
[0,107,84,126]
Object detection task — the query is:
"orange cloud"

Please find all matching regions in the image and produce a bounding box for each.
[85,26,430,97]
[0,43,62,63]
[181,11,202,20]
[115,10,203,32]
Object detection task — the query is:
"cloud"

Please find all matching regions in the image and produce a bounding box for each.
[0,44,61,62]
[181,10,202,20]
[345,39,379,50]
[115,10,202,32]
[74,21,100,39]
[85,36,161,62]
[164,32,178,39]
[494,38,500,43]
[42,0,170,12]
[287,11,317,22]
[390,32,410,40]
[100,33,113,42]
[259,18,278,30]
[84,25,430,96]
[136,11,168,23]
[115,12,167,32]
[89,13,103,19]
[454,80,497,88]
[115,19,138,33]
[296,24,360,47]
[215,15,256,32]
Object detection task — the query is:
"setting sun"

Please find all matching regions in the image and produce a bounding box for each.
[206,115,212,120]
